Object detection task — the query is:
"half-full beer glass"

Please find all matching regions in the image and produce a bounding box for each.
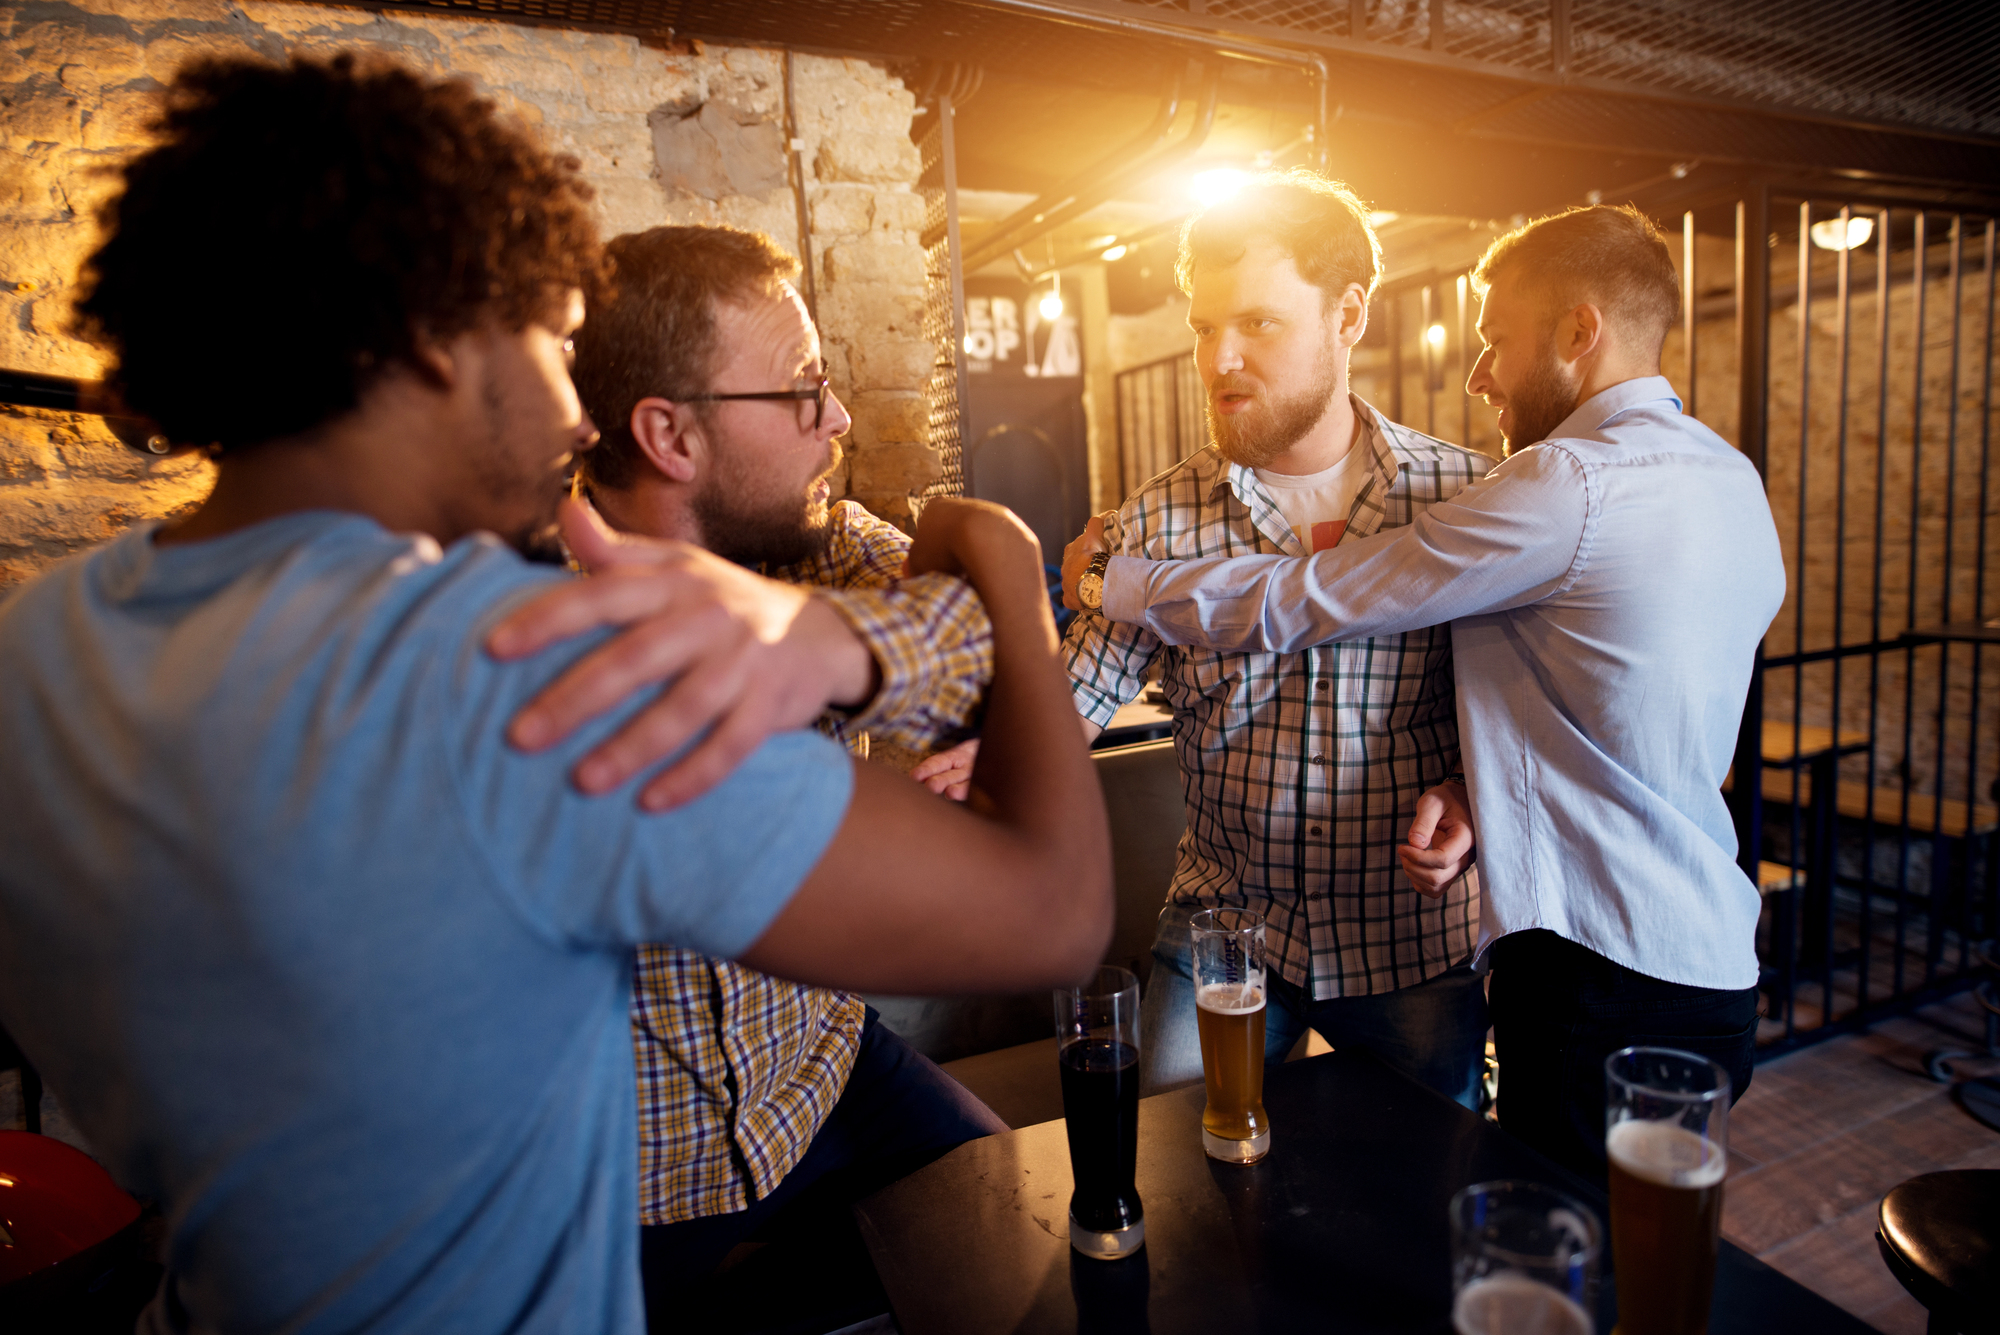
[1190,908,1270,1163]
[1055,965,1144,1259]
[1449,1181,1599,1335]
[1604,1047,1730,1335]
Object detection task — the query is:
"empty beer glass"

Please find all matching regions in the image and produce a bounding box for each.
[1055,965,1144,1260]
[1190,908,1270,1163]
[1604,1047,1730,1335]
[1449,1181,1599,1335]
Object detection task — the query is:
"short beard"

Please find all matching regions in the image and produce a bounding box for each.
[692,446,836,569]
[1206,340,1344,470]
[1500,337,1581,456]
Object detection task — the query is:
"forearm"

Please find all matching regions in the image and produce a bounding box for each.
[814,574,992,749]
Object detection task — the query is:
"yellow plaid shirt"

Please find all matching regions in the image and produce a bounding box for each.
[634,501,993,1225]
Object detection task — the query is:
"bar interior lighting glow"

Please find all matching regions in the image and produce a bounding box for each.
[1425,324,1447,347]
[1809,215,1874,251]
[1100,243,1128,261]
[1190,168,1250,207]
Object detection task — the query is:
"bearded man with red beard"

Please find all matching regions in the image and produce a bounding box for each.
[922,171,1495,1107]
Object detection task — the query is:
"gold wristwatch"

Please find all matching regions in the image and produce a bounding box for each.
[1076,550,1111,611]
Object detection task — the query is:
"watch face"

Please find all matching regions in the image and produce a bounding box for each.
[1078,572,1105,609]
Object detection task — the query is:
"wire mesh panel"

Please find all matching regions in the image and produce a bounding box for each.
[916,102,967,506]
[1113,354,1205,499]
[1204,0,1351,39]
[1729,191,2000,1052]
[1568,0,2000,138]
[1437,0,1553,69]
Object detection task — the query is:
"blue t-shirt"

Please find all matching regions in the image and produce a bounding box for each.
[0,512,854,1333]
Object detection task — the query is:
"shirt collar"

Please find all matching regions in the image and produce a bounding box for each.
[1547,375,1682,441]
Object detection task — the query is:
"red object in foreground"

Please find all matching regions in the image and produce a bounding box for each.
[0,1130,140,1286]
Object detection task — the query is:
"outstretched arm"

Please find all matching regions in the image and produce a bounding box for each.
[1096,448,1592,653]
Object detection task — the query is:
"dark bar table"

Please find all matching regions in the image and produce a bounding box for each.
[854,1049,1872,1334]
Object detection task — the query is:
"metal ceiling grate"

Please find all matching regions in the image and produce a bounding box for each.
[1567,0,2000,139]
[1205,0,1349,40]
[1437,0,1552,70]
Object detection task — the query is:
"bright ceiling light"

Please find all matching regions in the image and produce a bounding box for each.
[1810,215,1875,252]
[1100,244,1128,262]
[1368,210,1399,227]
[1426,324,1447,347]
[1190,168,1250,207]
[1039,290,1065,320]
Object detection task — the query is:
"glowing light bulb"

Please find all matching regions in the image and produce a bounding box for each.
[1040,290,1064,320]
[1809,215,1875,252]
[1426,324,1447,347]
[1190,168,1250,207]
[1100,244,1128,262]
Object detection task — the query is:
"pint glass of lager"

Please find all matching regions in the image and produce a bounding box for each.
[1189,908,1270,1163]
[1448,1181,1599,1335]
[1055,965,1144,1259]
[1604,1047,1731,1335]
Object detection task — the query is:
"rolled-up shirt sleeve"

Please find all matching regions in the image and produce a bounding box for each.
[1102,444,1597,652]
[815,573,992,750]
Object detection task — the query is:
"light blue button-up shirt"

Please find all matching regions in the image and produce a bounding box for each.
[1102,376,1785,990]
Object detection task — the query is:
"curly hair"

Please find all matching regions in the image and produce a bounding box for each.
[573,225,800,493]
[1176,168,1383,308]
[76,52,607,454]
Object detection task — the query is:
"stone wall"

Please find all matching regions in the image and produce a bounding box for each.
[0,1,938,586]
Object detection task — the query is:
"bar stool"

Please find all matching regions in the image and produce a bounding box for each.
[1876,1170,2000,1335]
[0,1129,150,1330]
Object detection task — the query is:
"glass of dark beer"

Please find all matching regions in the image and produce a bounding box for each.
[1449,1180,1599,1335]
[1055,965,1144,1260]
[1189,908,1270,1163]
[1604,1047,1730,1335]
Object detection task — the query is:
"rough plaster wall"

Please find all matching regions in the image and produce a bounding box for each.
[0,2,937,587]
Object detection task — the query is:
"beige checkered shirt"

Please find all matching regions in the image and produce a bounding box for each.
[633,501,991,1225]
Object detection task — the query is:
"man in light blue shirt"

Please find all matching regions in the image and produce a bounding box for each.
[1071,205,1785,1179]
[0,54,1109,1334]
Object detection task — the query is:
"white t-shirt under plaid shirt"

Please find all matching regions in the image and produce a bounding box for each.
[1064,397,1486,999]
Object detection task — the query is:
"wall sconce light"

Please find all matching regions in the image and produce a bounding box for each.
[1809,215,1874,251]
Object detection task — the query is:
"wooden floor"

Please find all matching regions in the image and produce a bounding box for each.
[1726,989,2000,1332]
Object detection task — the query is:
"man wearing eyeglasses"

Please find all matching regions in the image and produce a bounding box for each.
[566,224,1003,1328]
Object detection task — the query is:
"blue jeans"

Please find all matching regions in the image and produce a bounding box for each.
[1140,903,1490,1108]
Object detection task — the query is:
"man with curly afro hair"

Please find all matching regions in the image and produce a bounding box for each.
[0,53,1110,1335]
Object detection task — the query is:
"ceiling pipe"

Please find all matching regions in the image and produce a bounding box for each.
[957,0,1331,172]
[960,67,1221,274]
[959,70,1186,271]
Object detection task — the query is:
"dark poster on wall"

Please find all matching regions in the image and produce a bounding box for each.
[959,276,1088,565]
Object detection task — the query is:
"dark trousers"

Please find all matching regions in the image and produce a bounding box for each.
[1489,930,1758,1186]
[640,1007,1005,1334]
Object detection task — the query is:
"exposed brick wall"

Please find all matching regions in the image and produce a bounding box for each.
[0,2,939,587]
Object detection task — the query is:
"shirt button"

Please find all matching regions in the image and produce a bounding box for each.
[1309,825,1323,837]
[1311,754,1325,766]
[1314,681,1329,692]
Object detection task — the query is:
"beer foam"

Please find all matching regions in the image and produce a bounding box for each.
[1451,1274,1591,1335]
[1607,1118,1726,1188]
[1195,982,1265,1015]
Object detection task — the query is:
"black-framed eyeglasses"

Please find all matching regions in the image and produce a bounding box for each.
[684,371,830,432]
